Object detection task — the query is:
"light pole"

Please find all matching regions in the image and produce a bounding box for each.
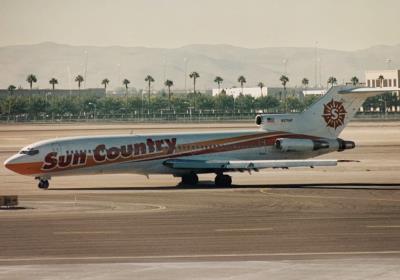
[45,92,51,119]
[117,63,121,90]
[233,94,236,118]
[163,57,166,84]
[141,90,144,118]
[184,58,189,94]
[83,50,88,89]
[8,98,12,122]
[379,98,387,118]
[282,59,288,75]
[386,58,392,69]
[88,102,97,120]
[314,41,318,87]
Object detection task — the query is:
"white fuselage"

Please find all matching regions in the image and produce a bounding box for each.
[4,129,332,178]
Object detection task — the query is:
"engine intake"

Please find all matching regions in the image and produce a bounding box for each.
[255,115,263,125]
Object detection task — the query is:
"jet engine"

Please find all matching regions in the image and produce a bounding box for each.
[275,138,355,152]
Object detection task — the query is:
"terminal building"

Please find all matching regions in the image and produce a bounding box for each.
[365,69,400,88]
[212,86,324,99]
[212,87,267,98]
[302,89,327,96]
[364,69,400,113]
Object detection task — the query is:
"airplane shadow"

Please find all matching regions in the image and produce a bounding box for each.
[51,182,400,191]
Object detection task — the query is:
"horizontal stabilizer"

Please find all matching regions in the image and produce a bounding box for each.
[339,87,399,95]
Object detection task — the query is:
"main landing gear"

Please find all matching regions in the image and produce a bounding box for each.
[214,174,232,188]
[179,173,232,188]
[36,177,50,189]
[180,172,199,186]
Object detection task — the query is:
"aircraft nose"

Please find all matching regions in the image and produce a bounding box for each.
[4,154,17,169]
[4,154,28,174]
[4,153,42,175]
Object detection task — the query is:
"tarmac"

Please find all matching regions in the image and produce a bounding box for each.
[1,122,400,279]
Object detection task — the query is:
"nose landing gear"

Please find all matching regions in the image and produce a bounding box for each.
[35,177,50,189]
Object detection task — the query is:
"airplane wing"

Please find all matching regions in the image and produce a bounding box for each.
[163,158,345,172]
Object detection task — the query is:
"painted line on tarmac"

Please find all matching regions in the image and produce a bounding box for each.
[259,189,400,202]
[53,231,121,235]
[215,227,273,232]
[366,225,400,228]
[2,251,400,263]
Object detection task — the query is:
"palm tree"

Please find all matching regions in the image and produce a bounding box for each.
[280,75,289,112]
[164,79,174,108]
[378,75,384,88]
[302,78,309,88]
[26,74,37,89]
[257,82,265,97]
[189,71,200,94]
[377,75,387,113]
[280,75,289,90]
[101,78,110,90]
[144,75,155,105]
[122,79,130,96]
[238,75,246,94]
[214,76,223,93]
[7,85,16,96]
[189,71,200,109]
[350,76,359,86]
[49,78,58,91]
[327,76,337,87]
[75,75,84,89]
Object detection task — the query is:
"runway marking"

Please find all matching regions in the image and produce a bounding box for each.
[259,189,400,202]
[2,251,400,263]
[53,231,121,235]
[215,227,273,232]
[72,196,168,212]
[366,225,400,228]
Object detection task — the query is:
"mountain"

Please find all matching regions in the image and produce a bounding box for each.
[0,42,399,90]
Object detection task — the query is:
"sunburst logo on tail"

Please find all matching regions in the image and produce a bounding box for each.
[322,99,347,129]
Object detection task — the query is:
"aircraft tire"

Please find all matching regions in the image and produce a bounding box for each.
[181,173,198,186]
[38,180,49,189]
[215,174,232,188]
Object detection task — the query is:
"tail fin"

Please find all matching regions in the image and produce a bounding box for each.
[259,85,397,138]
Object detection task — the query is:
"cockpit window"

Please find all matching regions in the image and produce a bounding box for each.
[20,148,39,156]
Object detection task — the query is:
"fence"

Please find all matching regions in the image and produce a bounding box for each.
[1,112,400,123]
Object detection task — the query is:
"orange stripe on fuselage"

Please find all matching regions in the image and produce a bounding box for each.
[5,161,43,175]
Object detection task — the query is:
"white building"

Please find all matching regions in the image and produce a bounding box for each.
[213,86,328,99]
[364,69,400,112]
[365,69,400,88]
[212,87,267,98]
[302,89,327,96]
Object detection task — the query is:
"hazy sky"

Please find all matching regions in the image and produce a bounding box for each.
[1,0,399,50]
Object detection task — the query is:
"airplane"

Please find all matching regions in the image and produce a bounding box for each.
[4,85,397,189]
